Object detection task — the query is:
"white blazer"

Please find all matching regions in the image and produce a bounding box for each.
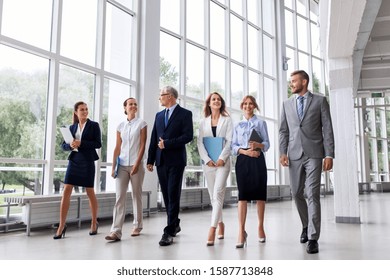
[197,115,233,164]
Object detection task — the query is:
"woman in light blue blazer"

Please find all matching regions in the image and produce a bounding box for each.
[197,92,233,246]
[231,95,270,248]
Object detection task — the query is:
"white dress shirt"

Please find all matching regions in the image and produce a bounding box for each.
[117,117,147,166]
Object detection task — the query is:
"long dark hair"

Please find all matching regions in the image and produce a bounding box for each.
[203,92,229,118]
[72,101,87,124]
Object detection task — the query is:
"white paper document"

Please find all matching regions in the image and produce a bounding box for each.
[60,126,78,152]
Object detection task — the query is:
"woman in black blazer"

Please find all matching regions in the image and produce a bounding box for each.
[54,101,102,239]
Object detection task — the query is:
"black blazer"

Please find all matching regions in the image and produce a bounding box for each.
[61,119,102,161]
[147,105,193,167]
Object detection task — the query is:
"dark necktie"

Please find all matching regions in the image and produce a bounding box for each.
[165,108,169,127]
[297,96,304,120]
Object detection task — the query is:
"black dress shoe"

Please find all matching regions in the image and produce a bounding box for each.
[159,234,173,246]
[306,240,319,254]
[172,225,181,237]
[300,227,308,243]
[89,223,99,236]
[53,224,67,240]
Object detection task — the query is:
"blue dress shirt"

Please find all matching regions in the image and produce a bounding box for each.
[231,114,270,156]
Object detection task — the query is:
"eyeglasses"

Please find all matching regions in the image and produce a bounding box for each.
[159,93,170,97]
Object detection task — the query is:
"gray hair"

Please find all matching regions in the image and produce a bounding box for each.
[161,86,178,99]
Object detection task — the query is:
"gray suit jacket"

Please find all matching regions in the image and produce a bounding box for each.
[279,92,335,160]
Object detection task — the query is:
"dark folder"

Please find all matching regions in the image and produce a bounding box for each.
[249,129,263,151]
[203,137,224,162]
[114,156,120,178]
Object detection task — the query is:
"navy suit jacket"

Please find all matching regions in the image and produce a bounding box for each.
[147,105,193,167]
[61,119,102,161]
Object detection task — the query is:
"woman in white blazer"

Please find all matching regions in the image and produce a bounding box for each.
[197,92,233,246]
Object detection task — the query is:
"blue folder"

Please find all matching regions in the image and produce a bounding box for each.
[203,137,224,162]
[114,156,120,178]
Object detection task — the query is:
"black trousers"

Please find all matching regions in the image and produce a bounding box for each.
[157,165,185,236]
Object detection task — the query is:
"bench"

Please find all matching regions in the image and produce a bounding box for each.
[160,184,292,209]
[359,182,371,194]
[158,186,238,210]
[267,185,292,200]
[371,182,390,192]
[3,191,151,236]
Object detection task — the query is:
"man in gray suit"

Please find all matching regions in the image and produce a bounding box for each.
[279,70,334,254]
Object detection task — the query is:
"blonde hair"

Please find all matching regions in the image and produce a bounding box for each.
[240,95,259,111]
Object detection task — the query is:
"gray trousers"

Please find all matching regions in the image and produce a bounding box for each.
[110,165,145,238]
[289,155,322,241]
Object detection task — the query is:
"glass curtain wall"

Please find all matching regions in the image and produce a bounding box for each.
[159,0,279,188]
[283,0,330,190]
[284,0,325,95]
[356,97,390,184]
[0,0,138,213]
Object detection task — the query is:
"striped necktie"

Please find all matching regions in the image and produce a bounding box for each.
[297,96,304,120]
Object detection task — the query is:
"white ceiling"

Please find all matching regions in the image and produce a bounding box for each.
[358,0,390,94]
[322,0,390,96]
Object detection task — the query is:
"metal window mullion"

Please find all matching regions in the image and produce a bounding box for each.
[243,0,249,98]
[93,0,106,193]
[205,0,210,98]
[226,3,231,106]
[42,0,62,195]
[181,0,186,102]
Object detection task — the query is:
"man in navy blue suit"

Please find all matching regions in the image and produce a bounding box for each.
[147,86,193,246]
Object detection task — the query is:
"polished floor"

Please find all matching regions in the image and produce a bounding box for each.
[1,192,390,260]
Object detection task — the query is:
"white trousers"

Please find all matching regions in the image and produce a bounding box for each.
[203,162,230,227]
[110,165,145,238]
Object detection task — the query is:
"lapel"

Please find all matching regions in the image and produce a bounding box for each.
[204,115,225,136]
[71,119,90,139]
[302,92,313,120]
[81,119,91,139]
[289,96,300,122]
[165,104,180,130]
[71,123,78,138]
[157,110,165,130]
[290,92,313,122]
[204,116,213,136]
[216,115,226,137]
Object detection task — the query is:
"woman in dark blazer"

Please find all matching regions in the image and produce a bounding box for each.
[54,101,102,239]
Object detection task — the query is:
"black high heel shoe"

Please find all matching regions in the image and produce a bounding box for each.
[89,222,99,236]
[53,224,67,240]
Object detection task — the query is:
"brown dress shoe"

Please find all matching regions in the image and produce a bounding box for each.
[105,232,120,241]
[131,228,142,237]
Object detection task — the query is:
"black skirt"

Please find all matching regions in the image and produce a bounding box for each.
[64,159,95,188]
[235,153,267,201]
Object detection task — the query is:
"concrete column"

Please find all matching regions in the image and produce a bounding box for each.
[329,59,360,223]
[137,0,161,209]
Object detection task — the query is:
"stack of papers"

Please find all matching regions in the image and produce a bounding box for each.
[60,126,78,152]
[114,156,120,178]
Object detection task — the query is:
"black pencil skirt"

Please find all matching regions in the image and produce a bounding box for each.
[64,159,95,188]
[235,153,267,201]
